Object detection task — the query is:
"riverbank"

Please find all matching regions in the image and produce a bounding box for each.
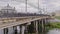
[54,16,60,20]
[28,22,60,34]
[46,22,60,29]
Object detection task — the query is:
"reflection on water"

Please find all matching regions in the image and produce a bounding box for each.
[47,29,60,34]
[0,26,20,34]
[0,27,60,34]
[39,28,60,34]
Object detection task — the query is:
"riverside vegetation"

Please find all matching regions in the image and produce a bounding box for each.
[46,22,60,30]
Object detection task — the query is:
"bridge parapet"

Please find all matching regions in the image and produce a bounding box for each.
[0,16,49,23]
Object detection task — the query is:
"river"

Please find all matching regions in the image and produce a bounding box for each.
[46,19,60,34]
[47,28,60,34]
[37,28,60,34]
[0,27,60,34]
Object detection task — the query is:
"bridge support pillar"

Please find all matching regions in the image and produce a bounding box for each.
[19,25,22,34]
[16,26,21,34]
[21,25,25,34]
[3,28,8,34]
[25,23,31,34]
[13,26,17,34]
[25,25,28,34]
[33,21,38,34]
[19,25,26,34]
[38,20,41,33]
[42,19,44,33]
[34,21,36,33]
[35,21,38,34]
[19,24,29,34]
[44,18,46,32]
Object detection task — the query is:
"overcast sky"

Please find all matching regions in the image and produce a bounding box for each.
[0,0,60,13]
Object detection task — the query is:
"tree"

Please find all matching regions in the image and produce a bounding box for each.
[51,12,56,16]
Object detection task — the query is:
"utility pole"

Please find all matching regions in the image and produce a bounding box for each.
[38,0,42,14]
[46,7,47,14]
[38,0,39,12]
[38,0,40,14]
[26,0,27,13]
[43,8,45,14]
[43,6,47,14]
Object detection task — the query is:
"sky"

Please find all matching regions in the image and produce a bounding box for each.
[0,0,60,13]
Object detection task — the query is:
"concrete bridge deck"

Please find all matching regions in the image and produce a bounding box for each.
[0,16,50,29]
[0,15,52,34]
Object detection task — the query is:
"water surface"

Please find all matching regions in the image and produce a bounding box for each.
[47,29,60,34]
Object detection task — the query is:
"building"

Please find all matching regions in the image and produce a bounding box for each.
[0,4,17,17]
[0,4,16,14]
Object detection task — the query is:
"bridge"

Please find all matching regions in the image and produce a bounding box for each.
[0,1,51,34]
[0,14,51,34]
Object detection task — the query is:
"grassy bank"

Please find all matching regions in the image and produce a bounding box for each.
[54,16,60,20]
[46,22,60,29]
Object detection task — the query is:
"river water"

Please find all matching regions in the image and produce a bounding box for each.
[46,19,60,34]
[0,27,60,34]
[47,29,60,34]
[0,26,20,34]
